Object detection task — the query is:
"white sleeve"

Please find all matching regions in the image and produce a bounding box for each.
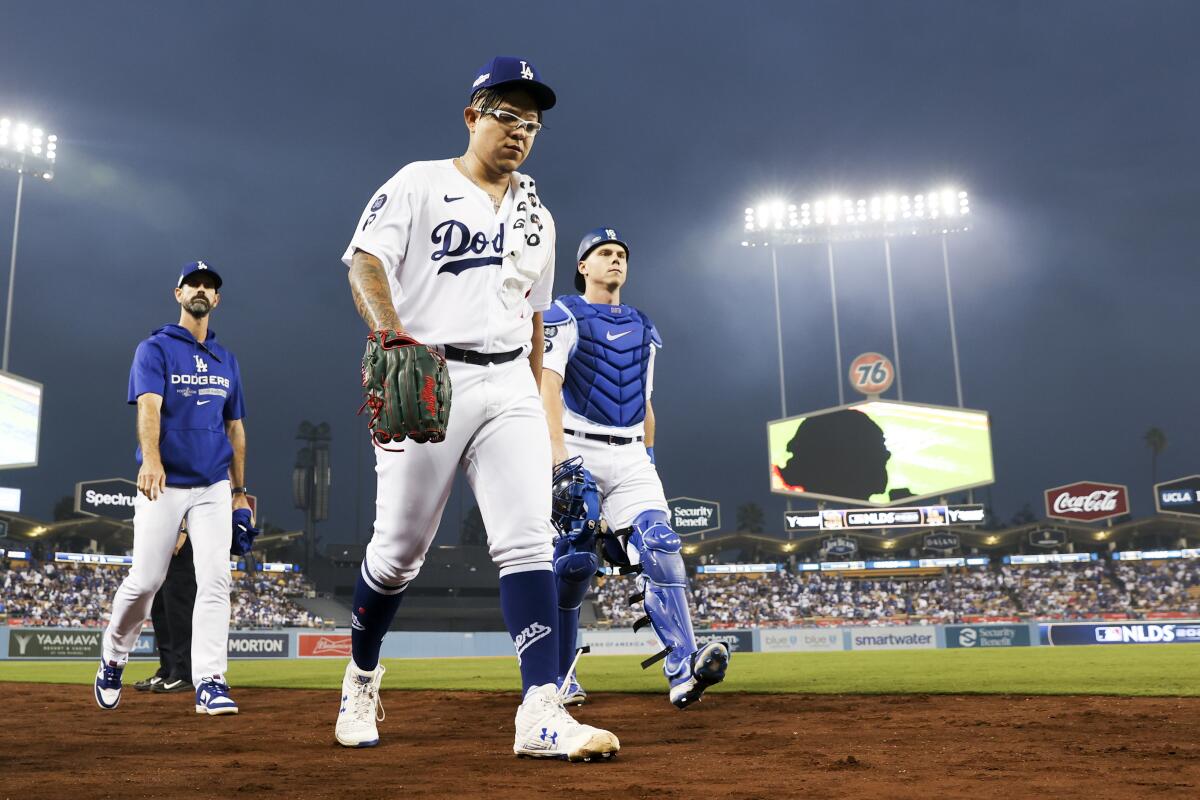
[527,209,556,312]
[542,315,575,377]
[341,166,416,273]
[646,344,658,399]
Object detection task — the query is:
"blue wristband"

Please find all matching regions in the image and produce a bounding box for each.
[646,446,655,465]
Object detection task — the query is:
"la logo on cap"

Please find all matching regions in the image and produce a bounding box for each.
[197,261,208,270]
[520,61,533,80]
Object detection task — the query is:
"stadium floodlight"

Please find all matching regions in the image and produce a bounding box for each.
[742,188,969,246]
[0,116,58,372]
[740,184,971,410]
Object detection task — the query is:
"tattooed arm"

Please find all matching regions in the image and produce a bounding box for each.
[348,249,403,332]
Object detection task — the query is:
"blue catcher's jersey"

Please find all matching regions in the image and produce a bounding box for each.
[544,295,661,429]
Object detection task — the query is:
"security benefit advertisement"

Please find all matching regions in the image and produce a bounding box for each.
[768,400,994,506]
[1040,620,1200,646]
[945,624,1031,649]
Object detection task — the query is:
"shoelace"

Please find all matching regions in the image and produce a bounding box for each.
[100,663,121,686]
[348,677,385,723]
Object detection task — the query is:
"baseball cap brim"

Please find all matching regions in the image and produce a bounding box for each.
[479,79,556,111]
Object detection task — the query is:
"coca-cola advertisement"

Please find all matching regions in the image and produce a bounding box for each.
[1044,481,1130,523]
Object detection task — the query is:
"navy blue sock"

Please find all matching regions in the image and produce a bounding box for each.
[350,568,405,671]
[557,606,581,684]
[499,568,559,693]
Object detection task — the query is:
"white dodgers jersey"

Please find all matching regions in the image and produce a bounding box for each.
[342,159,556,352]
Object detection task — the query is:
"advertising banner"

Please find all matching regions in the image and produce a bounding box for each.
[8,628,101,658]
[848,352,895,397]
[75,478,138,521]
[1044,481,1129,523]
[668,497,720,536]
[786,504,985,533]
[769,400,994,506]
[227,632,289,658]
[1040,620,1200,646]
[581,629,662,655]
[759,628,843,653]
[298,633,352,657]
[945,624,1031,648]
[1154,475,1200,518]
[694,629,755,653]
[847,626,937,651]
[1028,528,1068,548]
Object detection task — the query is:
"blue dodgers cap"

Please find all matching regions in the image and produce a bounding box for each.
[177,260,223,290]
[470,56,556,111]
[575,227,629,291]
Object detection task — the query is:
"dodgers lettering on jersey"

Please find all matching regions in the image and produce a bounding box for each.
[128,324,246,487]
[542,296,660,432]
[342,160,556,353]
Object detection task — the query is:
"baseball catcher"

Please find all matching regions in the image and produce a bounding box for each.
[540,228,730,709]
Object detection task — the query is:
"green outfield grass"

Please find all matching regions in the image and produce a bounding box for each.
[3,645,1199,696]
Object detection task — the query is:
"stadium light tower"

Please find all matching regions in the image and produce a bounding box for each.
[742,188,971,407]
[0,117,58,372]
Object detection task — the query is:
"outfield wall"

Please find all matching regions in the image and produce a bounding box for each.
[5,620,1199,660]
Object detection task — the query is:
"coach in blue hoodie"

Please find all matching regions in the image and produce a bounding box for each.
[94,260,249,716]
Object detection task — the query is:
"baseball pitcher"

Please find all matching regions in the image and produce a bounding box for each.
[541,228,730,709]
[94,260,249,716]
[334,56,619,761]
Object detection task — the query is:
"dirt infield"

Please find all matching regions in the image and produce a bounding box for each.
[3,685,1197,799]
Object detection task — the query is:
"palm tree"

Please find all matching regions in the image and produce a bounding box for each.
[736,502,765,533]
[1144,427,1167,485]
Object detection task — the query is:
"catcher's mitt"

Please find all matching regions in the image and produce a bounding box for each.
[359,330,452,446]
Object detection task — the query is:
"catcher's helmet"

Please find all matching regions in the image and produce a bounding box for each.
[551,455,601,535]
[575,227,629,292]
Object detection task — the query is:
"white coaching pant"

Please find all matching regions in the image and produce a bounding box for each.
[362,357,554,594]
[564,435,669,531]
[103,481,232,683]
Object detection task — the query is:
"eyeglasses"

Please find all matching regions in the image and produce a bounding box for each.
[481,108,543,135]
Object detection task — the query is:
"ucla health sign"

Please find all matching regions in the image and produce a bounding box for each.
[1040,620,1200,646]
[1155,475,1200,518]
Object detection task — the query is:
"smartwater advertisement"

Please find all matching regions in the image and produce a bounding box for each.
[1040,620,1200,646]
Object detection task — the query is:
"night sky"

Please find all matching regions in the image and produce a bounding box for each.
[1,2,1196,548]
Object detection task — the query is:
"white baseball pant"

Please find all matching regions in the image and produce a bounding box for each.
[565,435,668,531]
[103,481,232,683]
[361,357,555,594]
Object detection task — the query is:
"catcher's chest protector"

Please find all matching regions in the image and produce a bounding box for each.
[559,295,656,428]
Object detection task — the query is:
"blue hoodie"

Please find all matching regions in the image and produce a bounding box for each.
[128,324,246,487]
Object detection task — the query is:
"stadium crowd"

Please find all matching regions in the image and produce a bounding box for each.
[592,559,1200,627]
[0,560,323,628]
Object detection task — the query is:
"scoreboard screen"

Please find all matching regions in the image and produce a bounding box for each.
[0,371,42,470]
[769,400,994,507]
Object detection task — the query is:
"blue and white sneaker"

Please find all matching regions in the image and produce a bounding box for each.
[195,678,239,715]
[669,642,730,709]
[94,660,124,710]
[561,673,587,707]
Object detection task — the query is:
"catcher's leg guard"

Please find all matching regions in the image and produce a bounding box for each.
[554,521,600,681]
[628,510,698,682]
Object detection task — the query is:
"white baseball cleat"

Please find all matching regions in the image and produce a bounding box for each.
[336,662,386,748]
[513,683,619,761]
